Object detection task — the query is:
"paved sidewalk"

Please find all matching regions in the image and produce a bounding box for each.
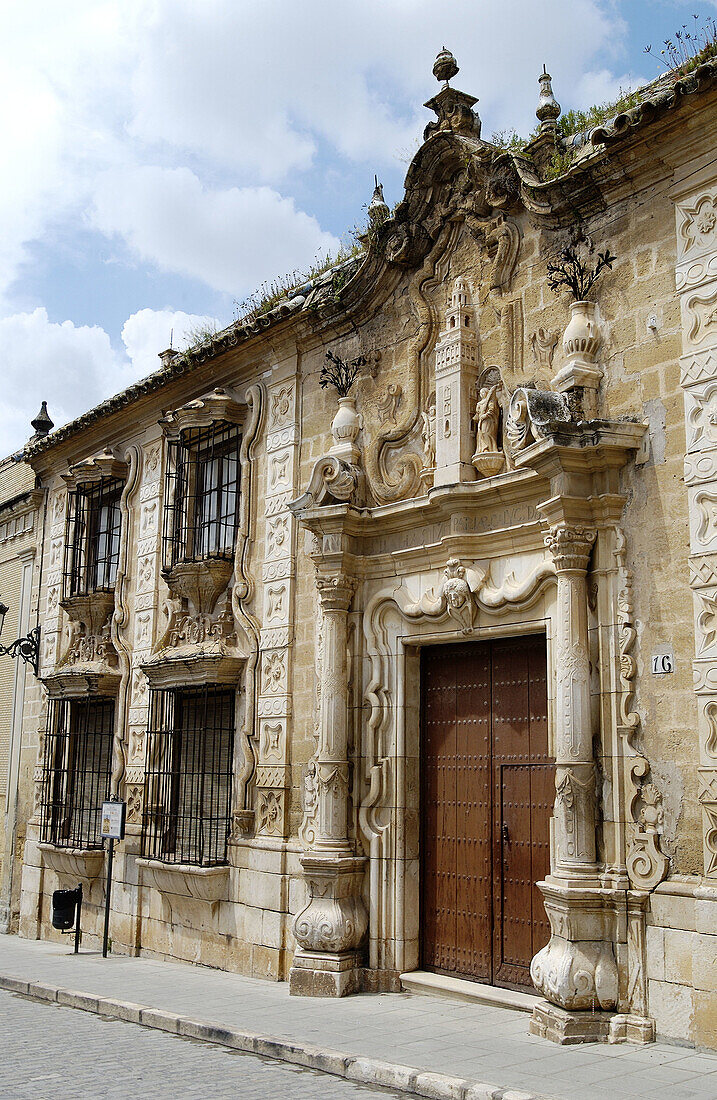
[2,935,717,1100]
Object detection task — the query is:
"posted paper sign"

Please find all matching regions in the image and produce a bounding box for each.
[100,801,126,840]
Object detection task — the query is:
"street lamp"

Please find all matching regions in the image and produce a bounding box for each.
[0,602,40,676]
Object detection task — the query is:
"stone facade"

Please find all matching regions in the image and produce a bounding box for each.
[8,53,717,1050]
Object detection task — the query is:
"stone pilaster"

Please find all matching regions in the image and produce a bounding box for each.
[531,520,619,1036]
[125,439,163,833]
[255,377,299,837]
[289,568,367,996]
[673,165,717,879]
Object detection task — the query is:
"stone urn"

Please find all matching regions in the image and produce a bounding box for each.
[329,395,360,463]
[562,300,600,364]
[552,300,603,419]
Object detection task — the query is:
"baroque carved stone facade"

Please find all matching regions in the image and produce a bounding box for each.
[7,51,717,1051]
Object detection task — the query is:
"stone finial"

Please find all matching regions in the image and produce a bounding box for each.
[424,51,481,141]
[159,347,179,368]
[432,47,459,87]
[367,176,390,229]
[536,65,561,132]
[30,401,53,438]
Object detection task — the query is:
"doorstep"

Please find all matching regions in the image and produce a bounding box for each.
[400,970,539,1014]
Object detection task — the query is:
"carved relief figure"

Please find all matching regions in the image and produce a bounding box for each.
[420,403,436,468]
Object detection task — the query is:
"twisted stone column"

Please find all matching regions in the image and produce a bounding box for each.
[531,523,619,1029]
[290,572,367,997]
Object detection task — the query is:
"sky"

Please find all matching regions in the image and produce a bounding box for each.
[0,0,712,457]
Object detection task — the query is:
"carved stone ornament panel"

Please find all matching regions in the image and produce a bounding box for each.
[680,349,717,389]
[683,288,717,348]
[677,192,717,261]
[686,382,717,451]
[269,384,295,430]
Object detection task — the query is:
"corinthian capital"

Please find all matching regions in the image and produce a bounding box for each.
[315,573,357,612]
[544,524,596,572]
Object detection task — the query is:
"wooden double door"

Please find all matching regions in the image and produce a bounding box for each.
[420,636,553,992]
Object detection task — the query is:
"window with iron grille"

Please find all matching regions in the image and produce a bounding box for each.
[141,685,235,866]
[63,477,123,597]
[162,422,241,571]
[39,697,115,849]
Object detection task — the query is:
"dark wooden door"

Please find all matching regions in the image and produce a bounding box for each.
[420,636,552,992]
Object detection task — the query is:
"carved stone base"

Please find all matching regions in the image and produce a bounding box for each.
[289,947,363,997]
[530,880,619,1011]
[530,1002,655,1046]
[289,853,367,998]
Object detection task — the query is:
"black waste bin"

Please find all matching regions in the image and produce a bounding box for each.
[51,886,81,931]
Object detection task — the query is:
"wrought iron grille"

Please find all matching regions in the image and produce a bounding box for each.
[162,423,241,571]
[63,478,123,597]
[39,697,115,849]
[141,685,235,865]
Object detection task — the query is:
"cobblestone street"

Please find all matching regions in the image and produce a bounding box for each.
[0,990,408,1100]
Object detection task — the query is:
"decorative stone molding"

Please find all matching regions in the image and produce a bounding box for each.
[62,448,128,491]
[158,388,244,439]
[544,524,596,573]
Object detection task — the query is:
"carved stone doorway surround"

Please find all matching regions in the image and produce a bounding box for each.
[290,419,654,1043]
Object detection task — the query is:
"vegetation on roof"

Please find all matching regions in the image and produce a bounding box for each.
[644,14,717,77]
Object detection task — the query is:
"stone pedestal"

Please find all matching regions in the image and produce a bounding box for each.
[289,855,367,996]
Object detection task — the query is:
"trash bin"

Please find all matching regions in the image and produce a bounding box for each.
[51,886,81,931]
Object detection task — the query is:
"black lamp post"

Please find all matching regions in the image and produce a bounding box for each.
[0,602,40,676]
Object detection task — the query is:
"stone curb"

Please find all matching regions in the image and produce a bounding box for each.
[0,973,553,1100]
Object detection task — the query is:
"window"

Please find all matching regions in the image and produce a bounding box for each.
[64,477,123,597]
[39,697,114,849]
[141,685,235,866]
[162,422,241,571]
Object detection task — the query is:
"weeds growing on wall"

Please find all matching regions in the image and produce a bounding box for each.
[233,240,364,325]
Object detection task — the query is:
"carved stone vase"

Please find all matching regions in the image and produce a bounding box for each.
[329,396,360,463]
[552,301,603,419]
[562,301,600,363]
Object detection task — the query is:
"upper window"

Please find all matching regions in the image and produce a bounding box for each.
[64,477,123,597]
[39,697,114,849]
[162,421,241,571]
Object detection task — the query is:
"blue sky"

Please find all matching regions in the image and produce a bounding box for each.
[1,0,712,456]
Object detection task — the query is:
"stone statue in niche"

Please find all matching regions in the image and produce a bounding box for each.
[473,384,501,453]
[472,374,504,478]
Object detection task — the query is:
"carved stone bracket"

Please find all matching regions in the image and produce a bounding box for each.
[290,455,365,512]
[505,387,571,457]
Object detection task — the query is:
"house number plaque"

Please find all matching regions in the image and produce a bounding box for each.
[651,650,674,675]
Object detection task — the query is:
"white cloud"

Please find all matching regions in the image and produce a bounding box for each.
[90,166,340,295]
[0,305,217,457]
[573,68,645,113]
[120,307,220,377]
[0,308,119,456]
